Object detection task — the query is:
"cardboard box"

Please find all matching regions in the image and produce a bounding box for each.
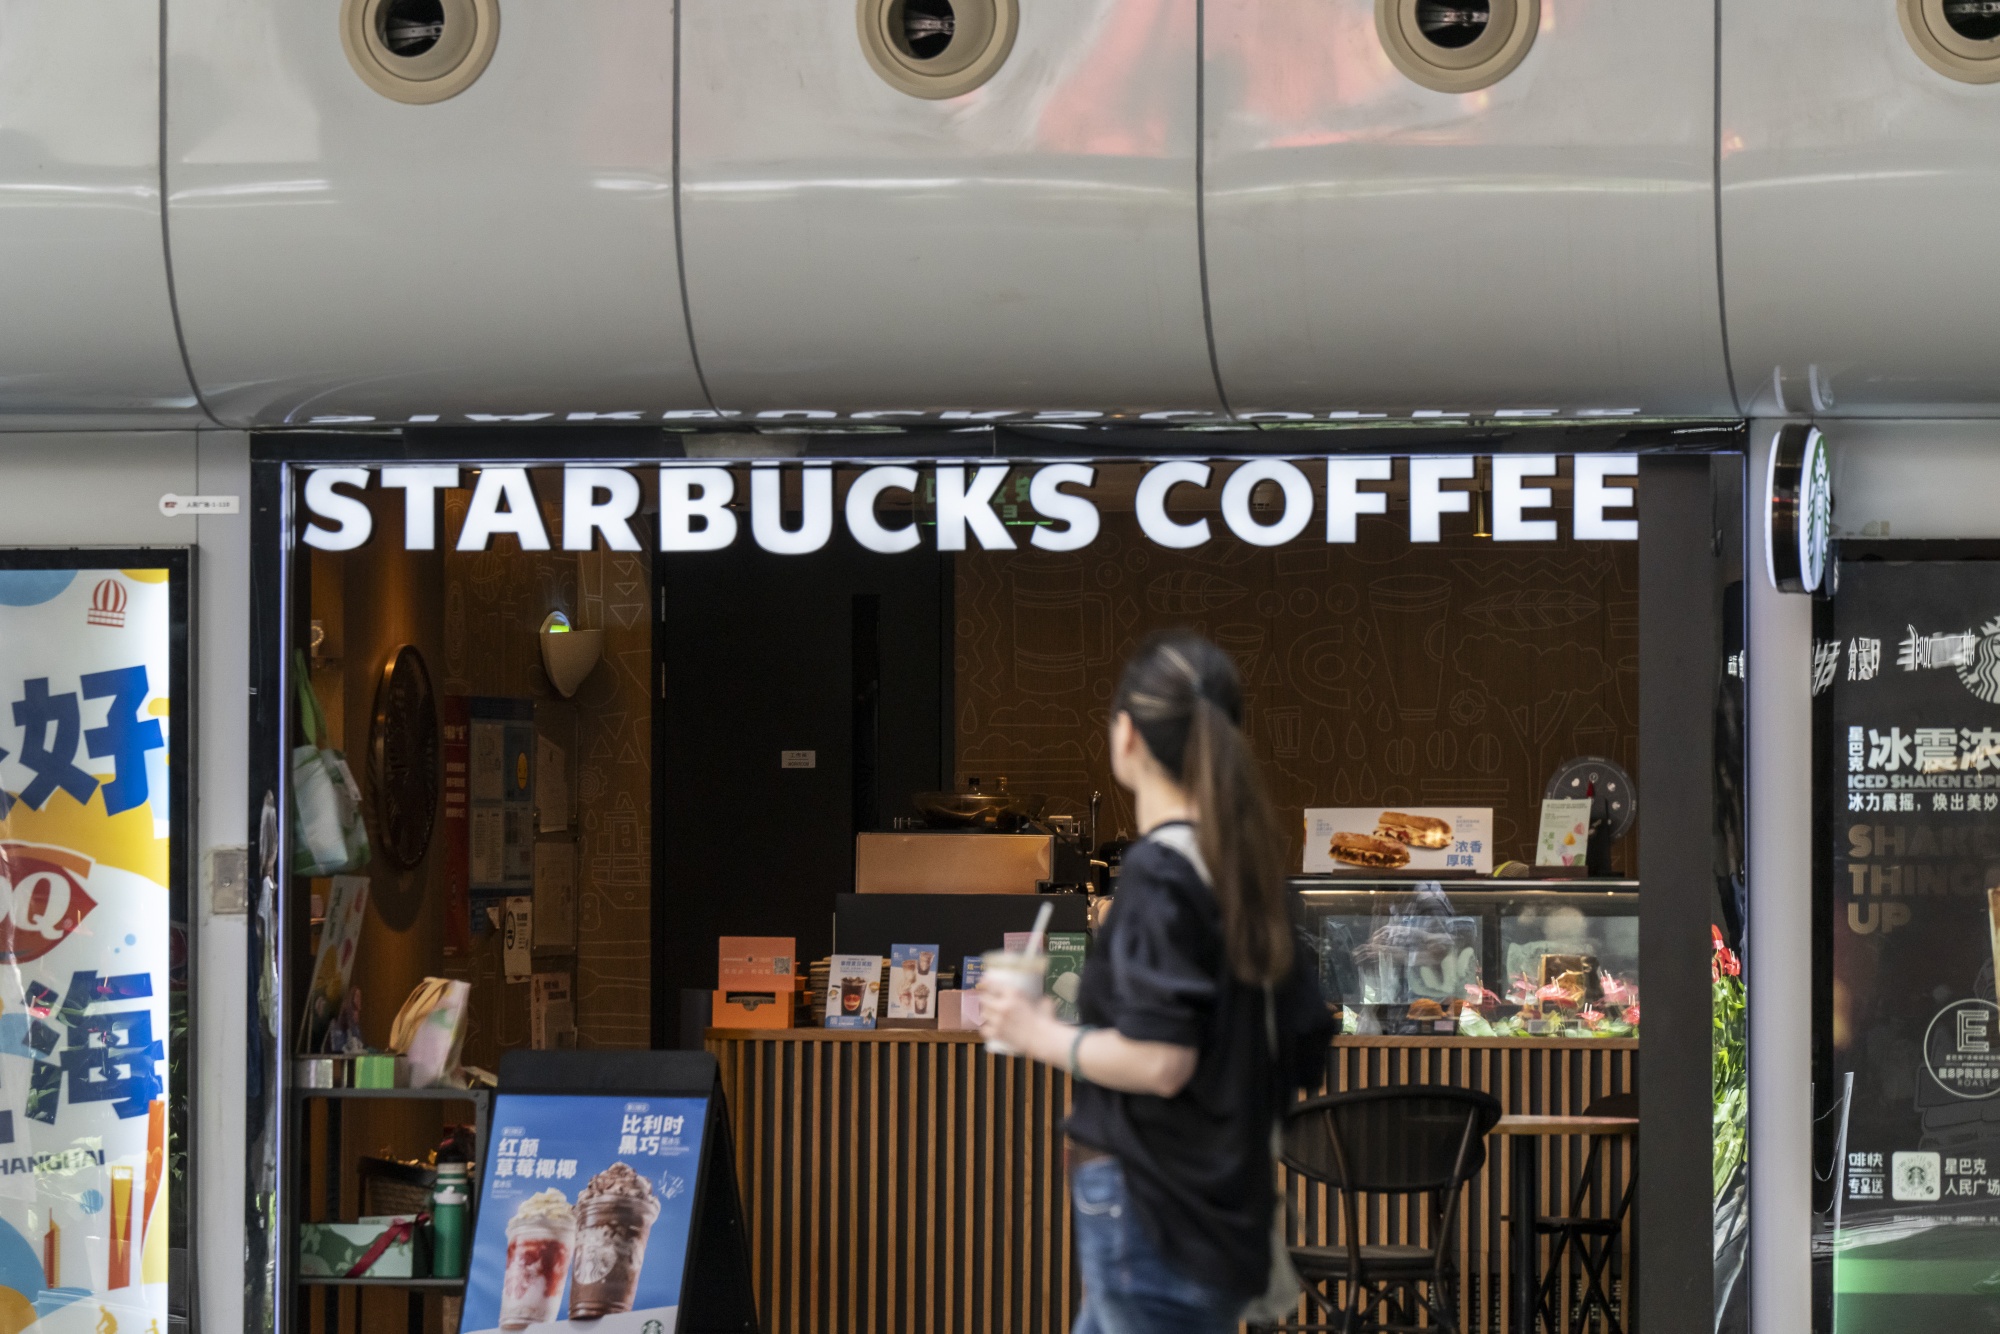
[712,988,793,1029]
[352,1054,407,1089]
[719,936,798,990]
[854,832,1051,894]
[299,1216,424,1278]
[938,989,980,1031]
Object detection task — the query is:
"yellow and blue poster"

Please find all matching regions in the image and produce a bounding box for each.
[0,566,176,1334]
[463,1094,706,1334]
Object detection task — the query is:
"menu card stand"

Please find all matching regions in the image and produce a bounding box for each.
[471,1050,760,1334]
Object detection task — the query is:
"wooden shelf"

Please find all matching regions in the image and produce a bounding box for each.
[296,1277,464,1290]
[290,1085,491,1101]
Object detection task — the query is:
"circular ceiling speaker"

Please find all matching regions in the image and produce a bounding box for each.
[858,0,1018,99]
[1903,0,2000,81]
[1376,0,1539,93]
[342,0,500,105]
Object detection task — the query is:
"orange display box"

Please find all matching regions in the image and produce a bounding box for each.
[719,936,798,990]
[713,988,795,1029]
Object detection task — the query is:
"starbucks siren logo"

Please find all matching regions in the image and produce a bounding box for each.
[1963,617,2000,705]
[1893,618,2000,705]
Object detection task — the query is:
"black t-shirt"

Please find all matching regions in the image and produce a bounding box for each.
[1062,824,1333,1298]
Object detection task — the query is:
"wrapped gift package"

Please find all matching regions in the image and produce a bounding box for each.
[298,1215,425,1278]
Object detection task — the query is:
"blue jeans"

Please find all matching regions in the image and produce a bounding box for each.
[1070,1156,1247,1334]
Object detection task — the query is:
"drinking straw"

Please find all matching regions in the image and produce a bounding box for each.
[1024,901,1054,956]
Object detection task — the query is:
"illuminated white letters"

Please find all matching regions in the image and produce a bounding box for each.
[846,467,922,554]
[562,468,643,552]
[380,467,459,550]
[658,467,738,552]
[1325,458,1392,543]
[1491,455,1559,542]
[1409,457,1474,543]
[308,452,1640,554]
[1135,461,1212,550]
[1028,465,1100,552]
[936,465,1015,552]
[302,468,372,551]
[751,466,834,555]
[1221,460,1313,547]
[458,468,551,551]
[1574,455,1640,541]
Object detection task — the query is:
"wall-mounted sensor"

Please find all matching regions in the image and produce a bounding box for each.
[341,0,500,105]
[1902,0,2000,82]
[858,0,1017,99]
[1376,0,1538,93]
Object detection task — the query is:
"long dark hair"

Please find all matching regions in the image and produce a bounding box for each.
[1115,631,1292,986]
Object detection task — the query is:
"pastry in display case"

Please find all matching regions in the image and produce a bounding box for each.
[1300,879,1639,1039]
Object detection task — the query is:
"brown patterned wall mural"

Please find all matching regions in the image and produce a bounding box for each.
[436,476,654,1060]
[955,504,1639,872]
[309,475,653,1082]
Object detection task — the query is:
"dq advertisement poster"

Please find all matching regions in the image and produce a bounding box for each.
[0,568,176,1334]
[464,1095,706,1334]
[1820,558,2000,1329]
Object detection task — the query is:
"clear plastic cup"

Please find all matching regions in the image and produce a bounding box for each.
[500,1211,575,1330]
[979,950,1048,1055]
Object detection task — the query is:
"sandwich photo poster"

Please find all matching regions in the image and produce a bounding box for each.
[463,1093,707,1334]
[1817,557,2000,1331]
[1303,808,1492,875]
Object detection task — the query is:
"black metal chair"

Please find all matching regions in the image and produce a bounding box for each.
[1531,1091,1638,1334]
[1259,1086,1502,1334]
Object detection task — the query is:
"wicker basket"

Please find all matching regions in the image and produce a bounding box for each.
[358,1157,434,1217]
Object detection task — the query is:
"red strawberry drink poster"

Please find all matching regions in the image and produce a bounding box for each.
[464,1095,706,1334]
[0,568,175,1334]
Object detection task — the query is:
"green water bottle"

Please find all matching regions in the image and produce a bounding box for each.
[430,1161,470,1279]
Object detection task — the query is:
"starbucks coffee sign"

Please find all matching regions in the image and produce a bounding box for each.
[299,455,1640,555]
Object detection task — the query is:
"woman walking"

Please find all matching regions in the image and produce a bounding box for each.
[980,631,1334,1334]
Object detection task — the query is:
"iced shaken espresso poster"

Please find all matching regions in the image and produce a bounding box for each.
[1820,557,2000,1330]
[463,1095,706,1334]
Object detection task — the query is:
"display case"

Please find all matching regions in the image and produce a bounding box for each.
[1298,879,1640,1041]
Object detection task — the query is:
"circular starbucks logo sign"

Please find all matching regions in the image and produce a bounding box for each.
[1798,428,1831,593]
[1924,999,2000,1100]
[1766,424,1832,595]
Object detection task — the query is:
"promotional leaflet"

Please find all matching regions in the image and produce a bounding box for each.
[1819,557,2000,1330]
[1303,808,1492,875]
[886,945,937,1021]
[463,1093,707,1334]
[824,955,880,1030]
[0,565,177,1334]
[1533,799,1595,870]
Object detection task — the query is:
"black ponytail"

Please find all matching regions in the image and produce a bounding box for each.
[1115,631,1292,986]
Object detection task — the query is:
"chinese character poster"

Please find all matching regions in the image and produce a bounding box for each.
[1820,557,2000,1330]
[0,566,176,1334]
[463,1094,706,1334]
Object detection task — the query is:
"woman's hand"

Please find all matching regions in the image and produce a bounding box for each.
[977,979,1062,1059]
[977,980,1198,1098]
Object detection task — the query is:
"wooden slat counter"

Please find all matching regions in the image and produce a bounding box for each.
[708,1029,1637,1334]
